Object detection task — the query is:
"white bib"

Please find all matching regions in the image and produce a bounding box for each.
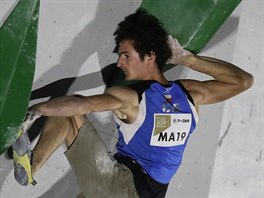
[150,113,192,147]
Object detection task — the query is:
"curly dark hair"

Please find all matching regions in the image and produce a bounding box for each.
[113,8,172,69]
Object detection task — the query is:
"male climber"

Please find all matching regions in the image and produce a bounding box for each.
[12,9,253,198]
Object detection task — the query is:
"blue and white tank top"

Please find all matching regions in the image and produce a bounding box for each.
[115,80,198,184]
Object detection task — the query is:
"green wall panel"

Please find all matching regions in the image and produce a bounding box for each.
[0,0,40,155]
[141,0,241,54]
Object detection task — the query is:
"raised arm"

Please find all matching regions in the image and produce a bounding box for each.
[167,35,254,106]
[178,55,254,105]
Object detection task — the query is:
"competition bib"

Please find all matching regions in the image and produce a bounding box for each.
[150,113,192,147]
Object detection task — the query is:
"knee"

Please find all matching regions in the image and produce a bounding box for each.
[46,116,69,125]
[66,115,85,146]
[43,116,70,133]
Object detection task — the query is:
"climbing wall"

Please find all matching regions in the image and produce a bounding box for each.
[0,0,262,197]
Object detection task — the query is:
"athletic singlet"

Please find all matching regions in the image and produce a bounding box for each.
[114,80,198,184]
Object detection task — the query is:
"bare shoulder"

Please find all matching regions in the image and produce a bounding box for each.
[105,85,139,122]
[178,79,204,106]
[105,85,138,107]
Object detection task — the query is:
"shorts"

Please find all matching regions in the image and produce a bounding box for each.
[114,154,169,198]
[65,118,138,198]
